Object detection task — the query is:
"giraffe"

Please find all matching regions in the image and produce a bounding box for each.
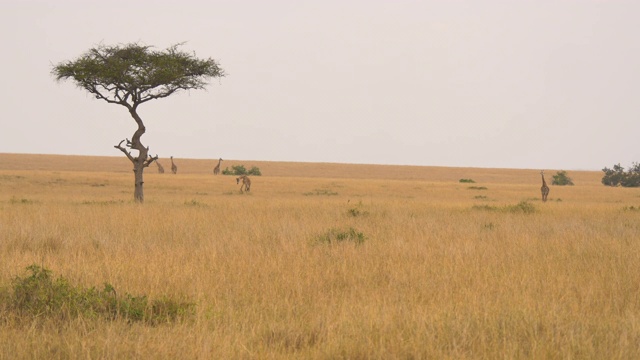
[170,156,177,174]
[236,175,251,193]
[540,170,550,202]
[156,160,165,174]
[213,158,223,175]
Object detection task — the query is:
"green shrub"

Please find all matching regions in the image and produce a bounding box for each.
[247,166,262,176]
[552,170,574,186]
[5,265,194,324]
[459,179,476,183]
[467,186,488,190]
[222,165,261,176]
[507,201,536,214]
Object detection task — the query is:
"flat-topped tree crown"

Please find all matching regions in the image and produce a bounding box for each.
[52,42,224,110]
[52,42,225,202]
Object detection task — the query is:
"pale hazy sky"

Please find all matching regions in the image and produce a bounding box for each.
[1,0,639,170]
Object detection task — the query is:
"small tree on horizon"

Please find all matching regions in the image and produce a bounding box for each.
[552,170,574,186]
[51,43,225,202]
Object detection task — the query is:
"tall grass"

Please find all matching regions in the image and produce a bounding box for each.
[0,154,639,359]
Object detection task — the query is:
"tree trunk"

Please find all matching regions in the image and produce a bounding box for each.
[133,157,146,203]
[130,109,148,203]
[114,107,151,203]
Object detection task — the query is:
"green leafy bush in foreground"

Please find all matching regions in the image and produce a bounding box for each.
[3,265,193,324]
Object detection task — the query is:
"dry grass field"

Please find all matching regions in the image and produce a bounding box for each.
[1,153,639,359]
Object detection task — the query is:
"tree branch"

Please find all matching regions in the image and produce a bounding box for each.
[114,139,135,162]
[143,152,159,168]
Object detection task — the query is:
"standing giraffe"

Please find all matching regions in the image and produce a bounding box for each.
[236,175,251,193]
[540,170,550,202]
[156,160,165,174]
[213,158,223,175]
[170,156,177,174]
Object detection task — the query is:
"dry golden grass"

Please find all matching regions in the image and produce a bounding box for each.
[1,153,639,359]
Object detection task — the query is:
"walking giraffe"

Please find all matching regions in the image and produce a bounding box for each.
[540,170,550,202]
[170,156,177,174]
[236,175,251,193]
[156,160,165,174]
[213,158,223,175]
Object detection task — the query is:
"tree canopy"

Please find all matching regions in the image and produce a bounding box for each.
[602,163,640,187]
[52,42,225,111]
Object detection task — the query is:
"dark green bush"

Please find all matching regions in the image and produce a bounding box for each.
[602,163,640,187]
[222,165,261,176]
[459,179,476,183]
[552,170,574,186]
[5,265,194,324]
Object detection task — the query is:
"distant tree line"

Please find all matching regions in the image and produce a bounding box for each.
[602,163,640,187]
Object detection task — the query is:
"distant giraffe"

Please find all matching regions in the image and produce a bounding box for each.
[236,175,251,193]
[213,158,223,175]
[156,160,165,174]
[540,170,550,202]
[170,156,177,174]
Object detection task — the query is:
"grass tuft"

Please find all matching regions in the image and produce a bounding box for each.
[314,227,366,245]
[303,188,339,196]
[472,201,536,214]
[9,196,36,204]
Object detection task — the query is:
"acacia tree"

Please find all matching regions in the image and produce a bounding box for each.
[52,43,224,202]
[602,163,640,187]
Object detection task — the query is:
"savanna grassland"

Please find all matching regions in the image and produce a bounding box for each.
[1,153,639,359]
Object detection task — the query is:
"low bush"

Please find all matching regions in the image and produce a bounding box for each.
[552,170,574,186]
[222,165,261,176]
[4,265,194,325]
